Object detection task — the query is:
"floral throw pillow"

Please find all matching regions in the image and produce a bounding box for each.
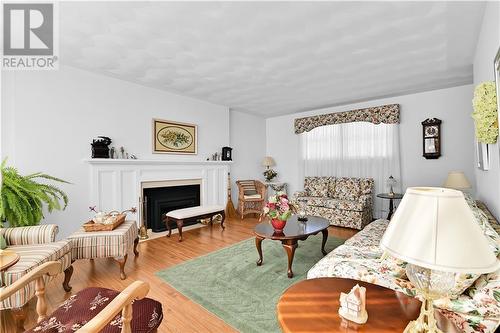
[304,177,329,197]
[334,177,361,201]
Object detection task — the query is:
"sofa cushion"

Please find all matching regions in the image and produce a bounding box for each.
[327,177,337,197]
[343,219,389,248]
[323,198,366,212]
[360,178,374,195]
[334,177,361,200]
[25,287,163,333]
[300,196,329,207]
[304,177,330,197]
[1,240,72,284]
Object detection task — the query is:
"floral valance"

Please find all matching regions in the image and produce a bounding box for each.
[294,104,400,134]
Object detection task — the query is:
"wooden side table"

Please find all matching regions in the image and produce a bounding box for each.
[376,193,403,219]
[277,277,459,333]
[0,250,20,287]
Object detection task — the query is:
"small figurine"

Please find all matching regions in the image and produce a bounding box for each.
[130,154,138,159]
[110,147,115,159]
[339,284,368,324]
[120,147,125,159]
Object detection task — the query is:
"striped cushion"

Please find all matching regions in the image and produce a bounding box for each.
[68,220,138,260]
[239,180,258,195]
[0,224,58,245]
[0,242,72,310]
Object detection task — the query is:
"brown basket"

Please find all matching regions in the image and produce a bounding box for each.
[83,214,126,232]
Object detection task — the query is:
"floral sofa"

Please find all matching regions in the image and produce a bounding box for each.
[293,176,373,229]
[307,198,500,333]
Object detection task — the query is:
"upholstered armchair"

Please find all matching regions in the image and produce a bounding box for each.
[236,180,267,220]
[0,262,163,333]
[0,225,73,314]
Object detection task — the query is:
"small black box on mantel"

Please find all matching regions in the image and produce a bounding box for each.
[91,136,112,158]
[222,147,232,161]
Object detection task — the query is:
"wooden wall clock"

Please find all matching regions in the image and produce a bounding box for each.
[421,118,441,159]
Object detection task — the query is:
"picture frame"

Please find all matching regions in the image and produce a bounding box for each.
[153,119,197,154]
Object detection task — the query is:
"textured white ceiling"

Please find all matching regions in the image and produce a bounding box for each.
[60,1,485,117]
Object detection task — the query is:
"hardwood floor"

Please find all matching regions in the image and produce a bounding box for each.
[21,217,357,332]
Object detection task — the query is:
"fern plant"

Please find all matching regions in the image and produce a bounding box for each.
[0,159,69,227]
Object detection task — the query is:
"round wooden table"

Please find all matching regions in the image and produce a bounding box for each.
[277,278,459,333]
[0,250,20,287]
[254,216,329,278]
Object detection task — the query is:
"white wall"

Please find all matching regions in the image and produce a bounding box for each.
[1,65,230,237]
[266,85,476,202]
[229,110,266,207]
[473,1,500,219]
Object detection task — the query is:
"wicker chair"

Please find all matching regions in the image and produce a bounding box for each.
[236,180,267,220]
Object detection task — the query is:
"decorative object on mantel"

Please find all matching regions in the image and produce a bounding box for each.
[386,175,397,197]
[85,206,136,232]
[421,118,441,159]
[153,118,197,154]
[339,284,368,324]
[263,193,295,233]
[294,103,400,134]
[262,156,278,182]
[222,146,233,161]
[91,136,112,158]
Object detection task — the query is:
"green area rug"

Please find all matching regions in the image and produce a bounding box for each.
[156,234,344,333]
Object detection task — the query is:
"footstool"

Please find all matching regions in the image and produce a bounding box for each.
[67,220,139,280]
[163,205,225,242]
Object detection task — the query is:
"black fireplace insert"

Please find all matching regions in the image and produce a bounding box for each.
[143,184,201,232]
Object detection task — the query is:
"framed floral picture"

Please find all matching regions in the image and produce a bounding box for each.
[153,119,197,154]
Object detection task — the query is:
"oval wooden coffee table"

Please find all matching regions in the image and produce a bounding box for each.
[254,216,329,278]
[277,277,459,333]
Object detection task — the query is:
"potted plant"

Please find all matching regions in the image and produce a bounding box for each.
[0,159,69,227]
[263,169,278,182]
[263,193,295,233]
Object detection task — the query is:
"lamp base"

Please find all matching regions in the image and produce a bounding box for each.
[404,298,443,333]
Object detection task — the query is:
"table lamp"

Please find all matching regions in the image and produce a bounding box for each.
[262,156,276,170]
[386,175,397,196]
[443,171,471,191]
[380,187,499,333]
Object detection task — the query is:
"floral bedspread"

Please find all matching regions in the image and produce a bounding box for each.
[308,217,500,333]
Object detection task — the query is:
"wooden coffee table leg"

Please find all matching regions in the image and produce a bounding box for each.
[255,236,264,266]
[321,229,328,255]
[114,254,128,280]
[176,219,184,242]
[282,240,298,278]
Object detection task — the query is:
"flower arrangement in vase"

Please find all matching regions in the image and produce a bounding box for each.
[263,169,278,182]
[263,193,295,232]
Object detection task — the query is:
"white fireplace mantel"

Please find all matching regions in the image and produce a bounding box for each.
[85,158,231,227]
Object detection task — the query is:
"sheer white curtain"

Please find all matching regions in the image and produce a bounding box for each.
[299,121,401,218]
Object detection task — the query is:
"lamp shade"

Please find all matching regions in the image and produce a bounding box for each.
[380,187,499,274]
[262,156,276,167]
[443,171,471,190]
